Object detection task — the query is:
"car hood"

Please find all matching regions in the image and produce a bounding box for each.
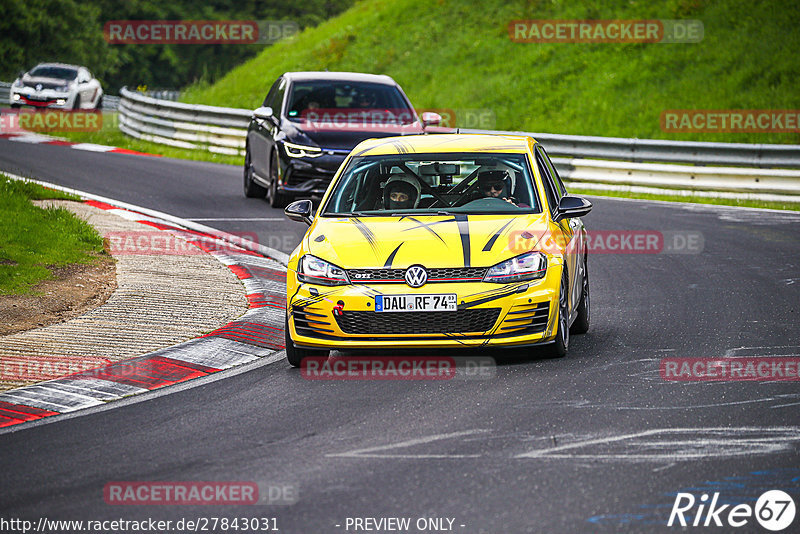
[286,120,425,150]
[22,75,73,87]
[304,213,553,269]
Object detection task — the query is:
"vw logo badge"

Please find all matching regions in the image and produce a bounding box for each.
[35,84,42,92]
[404,265,428,288]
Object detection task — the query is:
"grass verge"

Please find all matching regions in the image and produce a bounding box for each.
[182,0,800,145]
[0,174,109,295]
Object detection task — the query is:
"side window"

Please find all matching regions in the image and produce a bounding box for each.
[540,146,567,197]
[262,78,281,108]
[268,78,286,114]
[535,149,559,214]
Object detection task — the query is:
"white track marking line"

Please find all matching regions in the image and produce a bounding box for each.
[327,429,489,458]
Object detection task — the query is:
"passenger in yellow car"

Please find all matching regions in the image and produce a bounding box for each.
[382,175,421,210]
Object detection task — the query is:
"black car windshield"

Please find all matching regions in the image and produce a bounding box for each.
[28,66,78,80]
[286,81,416,126]
[323,153,542,215]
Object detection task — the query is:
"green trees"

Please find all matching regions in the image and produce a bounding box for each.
[0,0,353,92]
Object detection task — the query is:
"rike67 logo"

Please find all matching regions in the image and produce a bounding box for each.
[668,490,795,530]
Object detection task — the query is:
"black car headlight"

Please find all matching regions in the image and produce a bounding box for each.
[483,252,547,283]
[283,141,323,158]
[297,255,350,286]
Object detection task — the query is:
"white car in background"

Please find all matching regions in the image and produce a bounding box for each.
[10,63,103,110]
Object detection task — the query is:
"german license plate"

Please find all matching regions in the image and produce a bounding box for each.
[375,294,457,312]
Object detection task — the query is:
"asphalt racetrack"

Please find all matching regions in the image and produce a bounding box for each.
[1,138,799,533]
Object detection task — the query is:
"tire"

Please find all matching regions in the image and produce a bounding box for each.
[285,313,329,367]
[72,94,81,110]
[267,151,290,208]
[545,269,569,358]
[243,147,267,198]
[10,103,20,109]
[570,255,590,334]
[95,95,103,111]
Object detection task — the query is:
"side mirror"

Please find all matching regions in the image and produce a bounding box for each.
[285,199,313,226]
[18,70,25,78]
[253,106,274,121]
[554,195,592,222]
[421,111,442,127]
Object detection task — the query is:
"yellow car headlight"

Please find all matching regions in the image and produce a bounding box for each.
[298,255,350,286]
[484,252,547,283]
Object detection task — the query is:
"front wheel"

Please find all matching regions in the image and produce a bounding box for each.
[545,270,569,358]
[570,255,590,334]
[267,151,290,208]
[243,148,267,198]
[285,313,329,367]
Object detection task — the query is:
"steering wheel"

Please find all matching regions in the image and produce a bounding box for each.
[460,197,520,209]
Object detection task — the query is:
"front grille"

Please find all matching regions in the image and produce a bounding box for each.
[286,171,331,187]
[348,267,487,283]
[24,82,62,90]
[335,308,501,335]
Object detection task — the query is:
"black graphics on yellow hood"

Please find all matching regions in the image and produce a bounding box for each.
[305,213,552,269]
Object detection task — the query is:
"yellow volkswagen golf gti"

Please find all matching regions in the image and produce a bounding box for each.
[282,133,592,366]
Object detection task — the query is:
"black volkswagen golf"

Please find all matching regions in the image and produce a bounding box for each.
[244,71,443,207]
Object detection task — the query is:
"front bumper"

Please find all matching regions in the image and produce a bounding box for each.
[10,88,73,109]
[279,151,348,196]
[286,267,562,350]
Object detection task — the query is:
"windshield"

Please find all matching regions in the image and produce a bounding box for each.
[28,66,78,80]
[286,81,415,125]
[322,152,542,216]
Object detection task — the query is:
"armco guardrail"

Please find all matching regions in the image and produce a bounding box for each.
[118,87,249,156]
[0,81,10,104]
[114,88,800,197]
[551,157,800,196]
[459,129,800,169]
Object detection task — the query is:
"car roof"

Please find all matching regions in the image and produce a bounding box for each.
[350,133,537,157]
[31,63,82,70]
[282,71,397,85]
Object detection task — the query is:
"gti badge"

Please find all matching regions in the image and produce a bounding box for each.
[404,265,428,288]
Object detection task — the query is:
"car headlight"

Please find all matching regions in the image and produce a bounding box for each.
[297,255,350,286]
[483,252,547,283]
[12,79,23,88]
[283,141,323,158]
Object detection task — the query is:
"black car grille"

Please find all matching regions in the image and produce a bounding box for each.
[347,267,487,283]
[286,170,332,188]
[334,308,501,335]
[24,81,63,90]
